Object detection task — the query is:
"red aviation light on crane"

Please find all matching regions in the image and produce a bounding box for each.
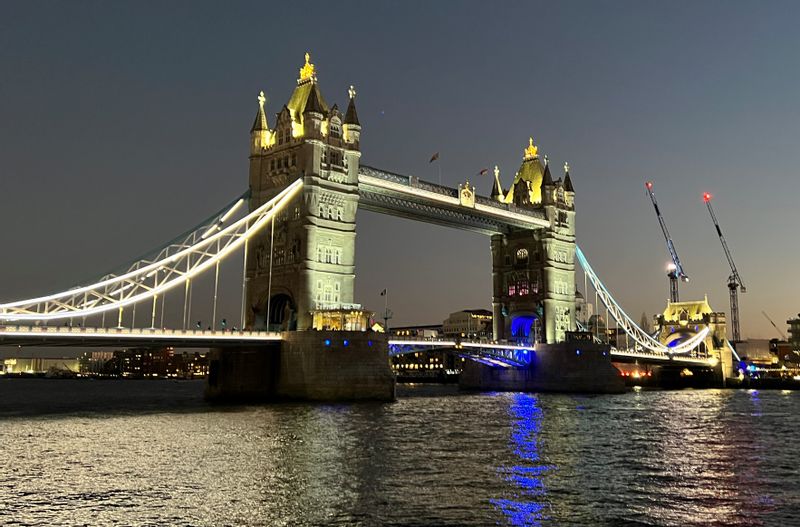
[646,181,653,190]
[703,192,712,203]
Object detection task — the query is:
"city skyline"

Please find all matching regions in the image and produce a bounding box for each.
[1,1,798,338]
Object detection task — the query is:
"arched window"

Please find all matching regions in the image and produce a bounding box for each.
[515,248,529,265]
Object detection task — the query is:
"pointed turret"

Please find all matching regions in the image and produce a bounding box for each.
[250,91,272,154]
[542,158,554,186]
[343,85,361,146]
[491,165,504,202]
[563,162,574,192]
[304,84,325,115]
[345,85,360,126]
[250,91,269,133]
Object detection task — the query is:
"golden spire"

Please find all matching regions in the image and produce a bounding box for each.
[348,85,357,99]
[564,161,570,173]
[298,52,316,83]
[523,137,539,160]
[257,90,266,109]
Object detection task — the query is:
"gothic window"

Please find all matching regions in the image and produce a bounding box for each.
[518,279,529,296]
[317,246,324,262]
[330,125,341,139]
[504,255,511,266]
[293,206,300,219]
[291,154,297,166]
[334,248,342,264]
[324,286,332,303]
[508,284,516,296]
[516,248,529,265]
[336,207,344,221]
[318,204,326,218]
[325,247,332,263]
[328,205,335,219]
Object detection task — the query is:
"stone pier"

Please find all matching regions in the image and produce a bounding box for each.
[205,331,395,402]
[459,341,625,394]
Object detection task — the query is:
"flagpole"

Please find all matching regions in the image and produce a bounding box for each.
[438,163,442,186]
[383,289,389,332]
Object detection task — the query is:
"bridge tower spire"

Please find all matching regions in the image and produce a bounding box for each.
[246,53,363,331]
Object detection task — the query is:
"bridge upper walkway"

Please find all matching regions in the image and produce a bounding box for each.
[358,166,549,234]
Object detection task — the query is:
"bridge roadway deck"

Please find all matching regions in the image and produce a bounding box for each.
[0,327,716,368]
[358,166,550,235]
[0,325,283,348]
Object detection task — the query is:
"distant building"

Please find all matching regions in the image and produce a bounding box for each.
[390,324,455,376]
[442,309,492,339]
[79,351,114,375]
[391,324,442,339]
[391,350,464,379]
[736,339,777,366]
[80,347,209,378]
[2,357,79,375]
[787,315,800,350]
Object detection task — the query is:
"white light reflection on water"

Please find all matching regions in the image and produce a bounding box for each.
[0,380,798,526]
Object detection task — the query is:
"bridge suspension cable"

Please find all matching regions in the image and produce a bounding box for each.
[0,179,303,322]
[575,245,709,356]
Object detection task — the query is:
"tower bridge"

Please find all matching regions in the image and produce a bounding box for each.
[0,53,735,399]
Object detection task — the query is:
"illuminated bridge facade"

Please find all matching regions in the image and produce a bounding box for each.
[0,53,732,384]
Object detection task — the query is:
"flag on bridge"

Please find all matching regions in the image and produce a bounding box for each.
[429,152,439,163]
[380,289,387,296]
[478,168,489,176]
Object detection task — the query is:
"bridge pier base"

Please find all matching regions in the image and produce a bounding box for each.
[205,331,395,402]
[459,342,625,394]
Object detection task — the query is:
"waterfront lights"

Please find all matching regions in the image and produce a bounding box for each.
[343,339,349,347]
[575,349,581,356]
[324,339,331,347]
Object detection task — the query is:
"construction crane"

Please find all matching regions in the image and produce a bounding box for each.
[645,181,689,302]
[762,311,786,340]
[704,192,746,342]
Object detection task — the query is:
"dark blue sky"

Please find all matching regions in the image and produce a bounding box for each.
[1,1,798,338]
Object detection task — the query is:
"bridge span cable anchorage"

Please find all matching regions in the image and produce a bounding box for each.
[0,179,304,322]
[575,245,709,356]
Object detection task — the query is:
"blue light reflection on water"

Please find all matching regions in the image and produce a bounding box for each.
[492,393,555,527]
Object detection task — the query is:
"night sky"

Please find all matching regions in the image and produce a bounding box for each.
[1,1,799,344]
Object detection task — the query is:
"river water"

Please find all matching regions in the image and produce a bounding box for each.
[0,379,797,526]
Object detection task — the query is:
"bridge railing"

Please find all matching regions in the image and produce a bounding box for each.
[0,324,282,340]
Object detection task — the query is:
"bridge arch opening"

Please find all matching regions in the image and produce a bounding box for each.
[259,293,296,332]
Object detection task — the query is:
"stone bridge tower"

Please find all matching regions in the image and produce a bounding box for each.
[491,139,576,344]
[245,54,362,331]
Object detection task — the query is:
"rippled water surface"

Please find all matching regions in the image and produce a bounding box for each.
[0,380,798,526]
